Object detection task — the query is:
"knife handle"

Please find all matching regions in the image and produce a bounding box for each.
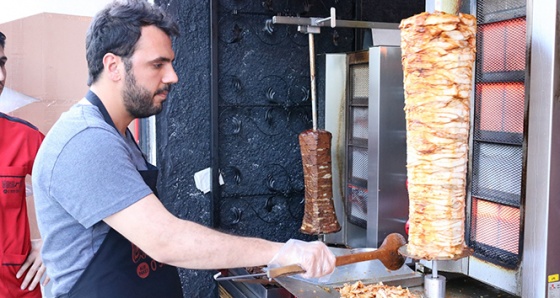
[335,250,381,267]
[267,264,305,278]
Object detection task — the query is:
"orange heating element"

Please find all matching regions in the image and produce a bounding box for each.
[478,82,524,134]
[480,18,526,73]
[472,199,520,254]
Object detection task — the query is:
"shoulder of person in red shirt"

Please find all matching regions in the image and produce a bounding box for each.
[0,112,45,174]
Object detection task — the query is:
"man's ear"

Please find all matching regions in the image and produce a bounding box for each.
[103,53,122,81]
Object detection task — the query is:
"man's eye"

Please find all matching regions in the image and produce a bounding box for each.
[154,63,163,68]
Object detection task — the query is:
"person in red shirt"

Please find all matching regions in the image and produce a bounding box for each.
[0,31,48,297]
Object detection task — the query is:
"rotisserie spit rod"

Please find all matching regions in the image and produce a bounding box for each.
[299,33,340,235]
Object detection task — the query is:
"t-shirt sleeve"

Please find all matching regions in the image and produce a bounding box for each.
[49,127,153,228]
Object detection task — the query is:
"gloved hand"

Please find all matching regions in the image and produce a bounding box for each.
[267,239,336,279]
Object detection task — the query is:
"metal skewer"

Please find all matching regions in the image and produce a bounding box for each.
[399,245,473,298]
[432,259,438,278]
[308,32,318,131]
[424,260,446,298]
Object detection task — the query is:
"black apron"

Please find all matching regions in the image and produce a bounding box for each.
[61,91,183,298]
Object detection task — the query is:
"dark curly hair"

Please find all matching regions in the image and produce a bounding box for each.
[0,31,6,48]
[85,0,179,86]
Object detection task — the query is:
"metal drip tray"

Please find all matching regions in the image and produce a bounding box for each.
[276,247,423,298]
[275,262,422,297]
[217,247,422,298]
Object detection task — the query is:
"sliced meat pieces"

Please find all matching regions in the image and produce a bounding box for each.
[399,11,476,259]
[299,129,341,235]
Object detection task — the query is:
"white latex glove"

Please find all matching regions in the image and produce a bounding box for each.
[267,239,336,279]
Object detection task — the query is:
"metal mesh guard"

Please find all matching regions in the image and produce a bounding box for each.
[470,0,526,269]
[346,184,367,227]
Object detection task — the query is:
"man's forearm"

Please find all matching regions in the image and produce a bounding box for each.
[157,220,284,269]
[105,194,284,269]
[26,195,42,240]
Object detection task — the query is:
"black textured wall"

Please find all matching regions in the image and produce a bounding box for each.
[154,1,424,296]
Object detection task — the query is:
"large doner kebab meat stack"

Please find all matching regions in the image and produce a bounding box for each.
[399,11,476,259]
[299,33,341,235]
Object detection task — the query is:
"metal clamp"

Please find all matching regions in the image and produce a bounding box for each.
[272,7,398,34]
[299,7,336,34]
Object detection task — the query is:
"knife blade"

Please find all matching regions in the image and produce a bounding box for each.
[213,271,267,281]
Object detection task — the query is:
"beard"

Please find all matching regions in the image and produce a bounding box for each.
[122,61,170,119]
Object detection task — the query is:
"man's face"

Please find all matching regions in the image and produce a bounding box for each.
[122,59,167,118]
[121,26,178,118]
[0,46,6,96]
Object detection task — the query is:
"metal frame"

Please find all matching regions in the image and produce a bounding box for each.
[366,45,408,248]
[464,0,523,294]
[522,0,560,297]
[139,116,158,165]
[323,53,349,245]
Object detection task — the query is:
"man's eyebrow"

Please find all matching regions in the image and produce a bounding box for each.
[152,56,172,63]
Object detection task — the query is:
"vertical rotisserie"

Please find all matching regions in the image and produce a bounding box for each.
[399,11,477,259]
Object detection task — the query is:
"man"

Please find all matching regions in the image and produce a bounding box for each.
[0,31,48,297]
[32,1,336,297]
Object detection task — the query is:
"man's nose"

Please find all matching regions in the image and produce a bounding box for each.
[164,66,178,85]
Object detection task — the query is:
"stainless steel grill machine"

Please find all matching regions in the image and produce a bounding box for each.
[217,0,560,296]
[324,0,560,297]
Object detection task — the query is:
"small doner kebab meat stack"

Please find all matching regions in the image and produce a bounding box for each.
[399,11,476,259]
[299,32,340,235]
[299,130,340,234]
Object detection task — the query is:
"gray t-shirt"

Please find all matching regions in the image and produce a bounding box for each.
[32,100,153,297]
